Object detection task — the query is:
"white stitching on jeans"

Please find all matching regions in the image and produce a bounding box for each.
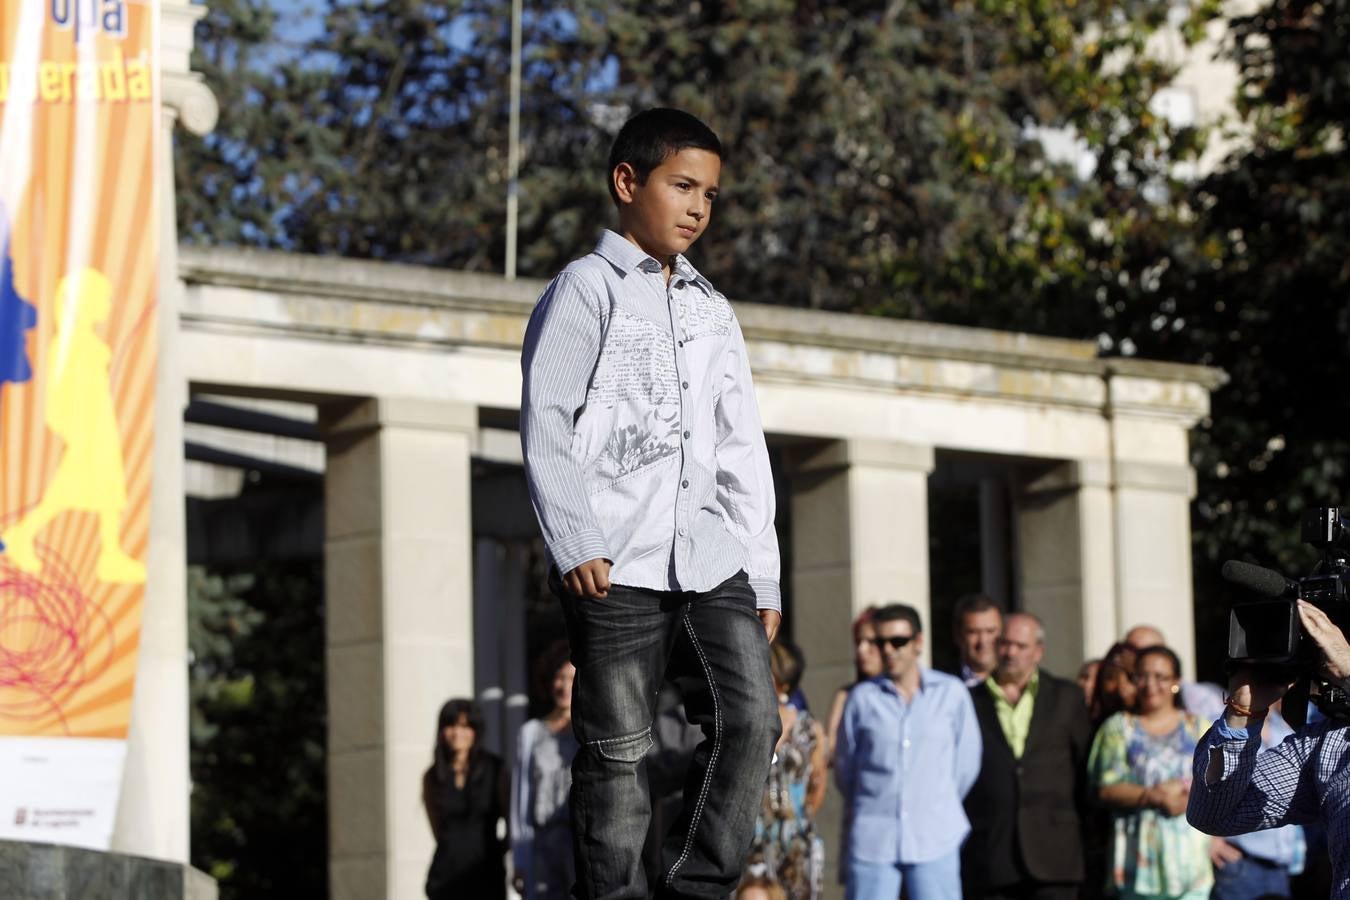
[666,605,722,884]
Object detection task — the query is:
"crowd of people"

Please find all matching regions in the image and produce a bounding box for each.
[415,595,1322,900]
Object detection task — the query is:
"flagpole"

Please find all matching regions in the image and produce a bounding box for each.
[505,0,522,279]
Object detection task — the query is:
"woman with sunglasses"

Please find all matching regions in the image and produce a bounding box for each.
[1087,646,1213,900]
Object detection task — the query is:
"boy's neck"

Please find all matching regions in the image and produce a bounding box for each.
[617,227,674,283]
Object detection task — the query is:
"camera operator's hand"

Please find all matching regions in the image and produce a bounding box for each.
[1225,666,1294,729]
[1298,599,1350,691]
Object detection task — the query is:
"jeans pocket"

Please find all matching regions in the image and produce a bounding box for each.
[592,728,654,764]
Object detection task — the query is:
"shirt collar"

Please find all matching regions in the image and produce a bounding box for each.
[986,668,1040,705]
[671,254,709,291]
[594,229,664,275]
[593,229,711,292]
[873,668,938,697]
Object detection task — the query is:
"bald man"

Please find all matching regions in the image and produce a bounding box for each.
[1123,623,1225,720]
[962,613,1091,900]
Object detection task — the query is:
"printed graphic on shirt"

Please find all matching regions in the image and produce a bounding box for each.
[676,286,732,342]
[589,308,680,483]
[596,409,680,483]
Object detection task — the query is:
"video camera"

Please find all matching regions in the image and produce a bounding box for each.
[1224,506,1350,725]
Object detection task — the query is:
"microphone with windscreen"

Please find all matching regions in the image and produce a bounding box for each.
[1221,560,1297,598]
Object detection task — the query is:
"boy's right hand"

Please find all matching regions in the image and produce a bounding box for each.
[565,559,612,599]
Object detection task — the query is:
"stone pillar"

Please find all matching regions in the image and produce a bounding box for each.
[1112,461,1199,678]
[1105,365,1214,681]
[110,0,219,861]
[321,398,477,900]
[788,439,935,693]
[786,439,933,897]
[1014,462,1119,678]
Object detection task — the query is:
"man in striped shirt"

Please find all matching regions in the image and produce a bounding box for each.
[520,108,781,900]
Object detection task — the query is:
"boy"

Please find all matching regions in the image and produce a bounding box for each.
[520,108,782,900]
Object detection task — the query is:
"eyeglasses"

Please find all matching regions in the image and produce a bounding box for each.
[870,635,914,650]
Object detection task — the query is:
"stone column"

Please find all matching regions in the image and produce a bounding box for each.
[1105,364,1216,681]
[786,439,933,895]
[1014,461,1119,678]
[110,0,219,861]
[1112,461,1199,678]
[788,439,935,693]
[321,398,477,900]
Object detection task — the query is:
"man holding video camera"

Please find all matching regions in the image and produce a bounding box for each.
[1187,599,1350,899]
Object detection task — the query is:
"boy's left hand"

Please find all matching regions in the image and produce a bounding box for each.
[759,610,781,643]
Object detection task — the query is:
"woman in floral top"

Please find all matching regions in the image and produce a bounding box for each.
[745,641,828,900]
[1088,645,1213,900]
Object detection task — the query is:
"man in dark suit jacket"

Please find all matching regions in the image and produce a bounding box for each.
[962,612,1090,900]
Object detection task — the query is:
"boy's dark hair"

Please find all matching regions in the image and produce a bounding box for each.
[873,603,923,635]
[607,107,722,205]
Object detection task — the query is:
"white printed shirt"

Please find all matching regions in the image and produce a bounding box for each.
[520,230,780,611]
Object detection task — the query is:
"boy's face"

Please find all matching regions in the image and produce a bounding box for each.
[613,147,721,263]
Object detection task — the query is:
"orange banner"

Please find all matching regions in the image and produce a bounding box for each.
[0,0,157,794]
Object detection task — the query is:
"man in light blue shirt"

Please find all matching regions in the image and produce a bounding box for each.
[835,603,982,900]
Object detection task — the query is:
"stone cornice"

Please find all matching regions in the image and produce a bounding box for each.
[178,246,1224,421]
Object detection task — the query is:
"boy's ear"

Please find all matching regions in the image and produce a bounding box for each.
[612,162,640,205]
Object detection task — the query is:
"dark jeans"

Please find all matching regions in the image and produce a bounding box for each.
[1211,856,1292,900]
[554,569,780,900]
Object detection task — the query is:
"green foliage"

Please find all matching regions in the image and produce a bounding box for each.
[177,0,1211,320]
[1106,0,1350,676]
[188,561,327,899]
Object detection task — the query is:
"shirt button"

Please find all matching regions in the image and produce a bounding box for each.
[678,340,684,347]
[681,381,689,389]
[683,431,690,439]
[681,480,689,489]
[678,527,687,537]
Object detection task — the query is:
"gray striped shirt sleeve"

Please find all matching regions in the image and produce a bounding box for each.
[714,314,781,611]
[520,272,611,574]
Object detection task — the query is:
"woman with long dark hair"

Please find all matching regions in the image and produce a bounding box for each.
[1090,642,1139,732]
[422,698,508,900]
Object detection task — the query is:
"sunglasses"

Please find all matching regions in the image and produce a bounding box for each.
[870,635,914,650]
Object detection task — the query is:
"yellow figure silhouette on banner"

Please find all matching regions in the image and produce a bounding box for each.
[2,268,145,583]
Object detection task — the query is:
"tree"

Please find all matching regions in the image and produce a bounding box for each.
[188,560,328,898]
[178,0,1211,323]
[1094,0,1350,676]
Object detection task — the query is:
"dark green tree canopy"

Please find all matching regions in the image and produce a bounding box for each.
[180,0,1207,326]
